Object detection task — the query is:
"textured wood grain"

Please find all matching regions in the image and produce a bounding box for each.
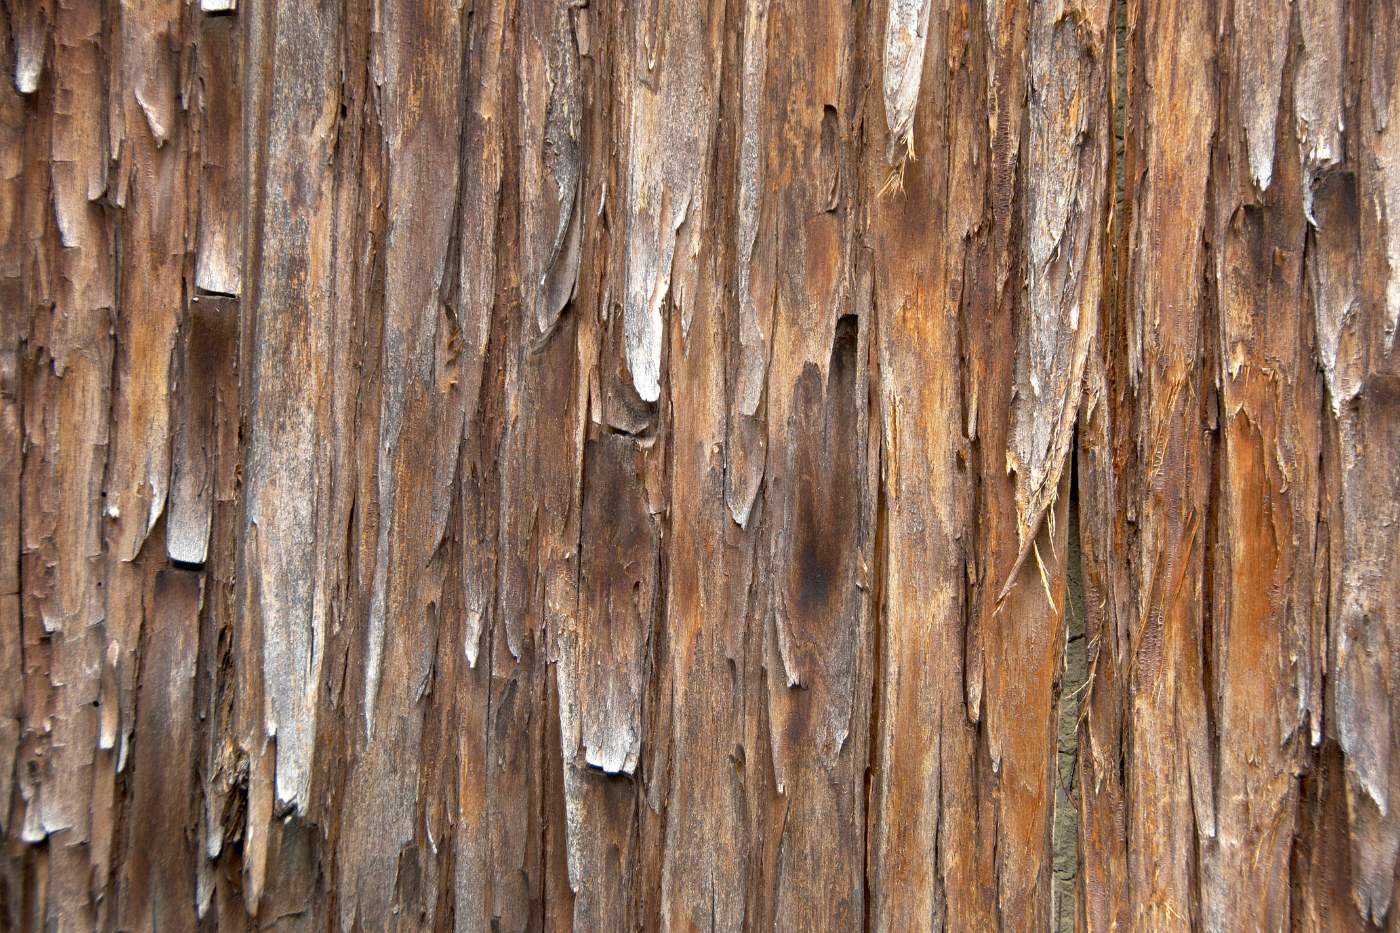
[1121,0,1217,924]
[4,0,1400,929]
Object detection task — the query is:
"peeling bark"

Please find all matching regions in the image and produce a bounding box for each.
[4,0,1400,929]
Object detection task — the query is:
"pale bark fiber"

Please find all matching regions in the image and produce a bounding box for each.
[2,0,1398,930]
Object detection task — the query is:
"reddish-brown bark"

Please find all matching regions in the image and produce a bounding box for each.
[2,0,1398,929]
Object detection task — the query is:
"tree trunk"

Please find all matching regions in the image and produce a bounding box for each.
[2,0,1398,929]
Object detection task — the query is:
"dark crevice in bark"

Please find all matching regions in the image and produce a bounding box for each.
[1052,464,1086,933]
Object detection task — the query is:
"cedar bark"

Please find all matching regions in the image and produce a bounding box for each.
[2,0,1399,930]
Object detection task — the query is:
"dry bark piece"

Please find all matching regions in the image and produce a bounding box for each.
[1,0,1397,928]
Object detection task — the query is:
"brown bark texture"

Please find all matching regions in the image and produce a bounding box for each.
[1,0,1398,929]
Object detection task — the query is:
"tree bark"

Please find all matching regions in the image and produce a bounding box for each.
[2,0,1398,929]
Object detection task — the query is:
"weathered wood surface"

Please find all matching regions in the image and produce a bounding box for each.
[2,0,1399,929]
